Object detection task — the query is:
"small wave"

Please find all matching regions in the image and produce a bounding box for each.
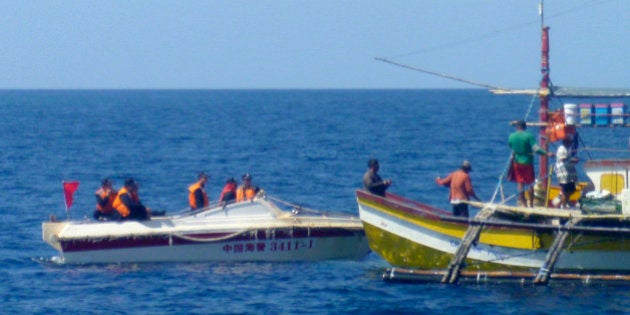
[31,256,65,266]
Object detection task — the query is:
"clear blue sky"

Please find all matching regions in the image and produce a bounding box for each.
[1,0,628,89]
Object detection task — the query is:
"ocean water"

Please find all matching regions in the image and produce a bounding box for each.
[1,89,629,314]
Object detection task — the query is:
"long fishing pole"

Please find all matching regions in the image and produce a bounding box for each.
[374,57,507,91]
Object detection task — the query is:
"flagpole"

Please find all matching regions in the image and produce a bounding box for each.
[62,180,79,221]
[63,181,70,221]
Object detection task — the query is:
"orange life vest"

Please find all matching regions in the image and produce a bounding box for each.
[236,186,256,202]
[113,187,138,218]
[188,182,209,209]
[95,187,117,214]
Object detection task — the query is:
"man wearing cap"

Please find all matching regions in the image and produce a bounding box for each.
[555,138,578,209]
[236,173,258,202]
[508,120,552,207]
[93,178,117,221]
[188,172,209,210]
[435,160,481,218]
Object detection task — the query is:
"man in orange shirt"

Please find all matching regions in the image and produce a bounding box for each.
[435,160,481,218]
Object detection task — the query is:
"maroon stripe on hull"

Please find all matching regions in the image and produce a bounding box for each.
[584,159,630,168]
[61,227,363,252]
[357,190,576,233]
[357,189,452,220]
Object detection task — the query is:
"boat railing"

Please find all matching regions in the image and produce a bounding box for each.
[165,200,236,219]
[164,194,353,221]
[265,195,354,218]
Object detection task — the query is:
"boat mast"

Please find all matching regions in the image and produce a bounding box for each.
[538,0,550,182]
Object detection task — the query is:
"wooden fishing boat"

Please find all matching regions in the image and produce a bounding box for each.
[358,188,630,272]
[358,2,630,284]
[43,194,370,264]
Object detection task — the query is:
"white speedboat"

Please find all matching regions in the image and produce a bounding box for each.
[42,194,370,264]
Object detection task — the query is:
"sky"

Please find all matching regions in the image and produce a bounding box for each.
[0,0,628,89]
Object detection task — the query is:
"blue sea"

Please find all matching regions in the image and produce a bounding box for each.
[2,89,630,314]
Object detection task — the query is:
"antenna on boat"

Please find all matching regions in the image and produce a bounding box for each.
[539,0,544,29]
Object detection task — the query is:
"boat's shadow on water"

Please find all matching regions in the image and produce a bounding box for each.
[32,256,374,276]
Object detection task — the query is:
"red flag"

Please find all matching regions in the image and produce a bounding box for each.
[62,181,80,209]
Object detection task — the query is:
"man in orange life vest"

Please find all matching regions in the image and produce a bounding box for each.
[236,173,259,202]
[219,177,237,204]
[93,178,117,221]
[188,172,209,210]
[113,178,150,220]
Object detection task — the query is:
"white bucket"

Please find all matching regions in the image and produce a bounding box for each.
[564,103,577,125]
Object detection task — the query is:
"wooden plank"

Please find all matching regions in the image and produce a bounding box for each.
[465,200,630,221]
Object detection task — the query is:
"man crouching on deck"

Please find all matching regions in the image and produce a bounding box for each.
[113,178,150,221]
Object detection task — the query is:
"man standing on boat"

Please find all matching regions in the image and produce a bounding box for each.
[435,160,480,217]
[508,120,552,207]
[188,172,209,210]
[555,137,579,209]
[363,159,392,197]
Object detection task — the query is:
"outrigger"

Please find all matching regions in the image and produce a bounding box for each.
[358,1,630,285]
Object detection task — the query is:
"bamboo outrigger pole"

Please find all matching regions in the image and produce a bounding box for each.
[533,217,583,284]
[441,206,495,284]
[374,57,507,91]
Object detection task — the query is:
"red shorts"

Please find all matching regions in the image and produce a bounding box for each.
[512,163,535,184]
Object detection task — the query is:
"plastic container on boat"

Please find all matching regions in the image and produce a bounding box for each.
[610,103,626,125]
[579,103,593,125]
[595,104,610,126]
[563,103,577,125]
[622,189,630,215]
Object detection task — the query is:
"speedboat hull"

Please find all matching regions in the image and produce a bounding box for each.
[44,196,370,264]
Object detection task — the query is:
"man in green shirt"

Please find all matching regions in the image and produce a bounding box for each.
[508,120,551,207]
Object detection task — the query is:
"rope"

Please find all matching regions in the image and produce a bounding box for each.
[492,73,552,205]
[522,90,540,123]
[491,83,541,204]
[490,155,514,204]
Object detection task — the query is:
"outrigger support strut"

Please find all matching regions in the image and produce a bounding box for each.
[441,206,495,284]
[533,216,583,285]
